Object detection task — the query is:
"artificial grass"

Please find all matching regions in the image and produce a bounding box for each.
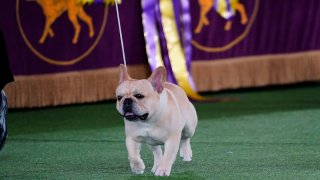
[1,83,320,179]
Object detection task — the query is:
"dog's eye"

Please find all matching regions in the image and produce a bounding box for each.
[117,96,123,101]
[134,94,145,99]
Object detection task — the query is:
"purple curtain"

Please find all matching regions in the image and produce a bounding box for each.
[0,0,320,76]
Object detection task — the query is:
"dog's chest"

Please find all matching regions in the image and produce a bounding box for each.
[127,124,166,146]
[136,134,164,146]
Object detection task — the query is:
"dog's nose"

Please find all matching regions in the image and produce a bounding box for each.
[124,98,133,106]
[123,98,133,111]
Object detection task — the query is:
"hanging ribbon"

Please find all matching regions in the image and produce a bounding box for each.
[174,0,196,91]
[141,0,206,100]
[154,1,178,83]
[158,0,205,100]
[141,0,163,71]
[142,0,177,83]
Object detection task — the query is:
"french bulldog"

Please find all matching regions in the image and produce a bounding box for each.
[116,64,198,176]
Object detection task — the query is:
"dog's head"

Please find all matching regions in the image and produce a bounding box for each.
[116,64,166,121]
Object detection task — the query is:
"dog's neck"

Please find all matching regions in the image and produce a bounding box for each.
[159,89,168,111]
[146,89,168,122]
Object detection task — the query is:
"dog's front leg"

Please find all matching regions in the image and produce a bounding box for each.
[154,136,180,176]
[126,137,145,174]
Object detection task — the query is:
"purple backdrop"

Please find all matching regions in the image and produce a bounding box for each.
[191,0,320,60]
[0,0,148,75]
[1,0,320,76]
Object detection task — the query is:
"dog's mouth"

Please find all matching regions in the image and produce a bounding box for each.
[123,112,149,121]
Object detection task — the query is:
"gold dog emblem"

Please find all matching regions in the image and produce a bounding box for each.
[195,0,248,33]
[29,0,95,44]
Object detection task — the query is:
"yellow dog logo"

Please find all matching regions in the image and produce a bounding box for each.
[195,0,248,33]
[28,0,95,44]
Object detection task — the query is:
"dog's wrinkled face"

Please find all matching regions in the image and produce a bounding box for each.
[116,79,159,121]
[116,64,166,121]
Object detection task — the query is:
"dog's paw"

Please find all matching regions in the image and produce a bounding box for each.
[151,164,158,173]
[180,145,192,161]
[154,165,171,176]
[151,166,156,173]
[182,156,192,162]
[130,161,145,174]
[180,149,192,161]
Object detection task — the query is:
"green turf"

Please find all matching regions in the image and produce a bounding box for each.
[1,83,320,179]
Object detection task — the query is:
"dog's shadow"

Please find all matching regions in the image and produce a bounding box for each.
[128,171,205,180]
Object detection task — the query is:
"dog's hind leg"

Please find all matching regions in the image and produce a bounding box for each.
[77,7,95,38]
[180,104,197,161]
[180,138,192,161]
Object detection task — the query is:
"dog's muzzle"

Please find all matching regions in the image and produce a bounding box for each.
[122,98,149,121]
[123,112,149,121]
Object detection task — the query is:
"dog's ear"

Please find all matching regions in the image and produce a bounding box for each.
[148,66,167,93]
[119,64,131,84]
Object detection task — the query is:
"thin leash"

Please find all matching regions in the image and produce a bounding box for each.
[114,0,127,66]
